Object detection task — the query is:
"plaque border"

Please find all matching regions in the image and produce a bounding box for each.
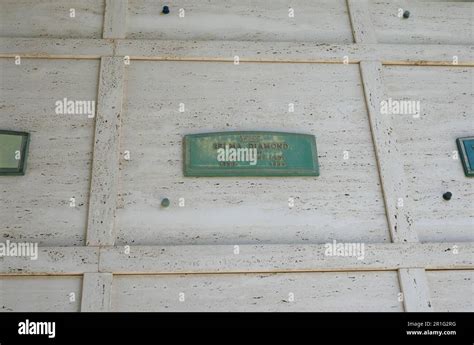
[0,130,30,176]
[456,137,474,177]
[183,131,319,177]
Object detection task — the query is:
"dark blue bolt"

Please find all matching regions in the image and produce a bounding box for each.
[442,192,452,201]
[161,198,170,207]
[403,10,410,19]
[162,6,170,14]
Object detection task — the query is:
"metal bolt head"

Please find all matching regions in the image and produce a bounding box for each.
[162,6,170,14]
[161,198,170,207]
[442,192,452,201]
[403,10,410,19]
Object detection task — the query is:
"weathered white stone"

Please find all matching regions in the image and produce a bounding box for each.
[0,0,104,39]
[111,271,403,312]
[0,276,82,312]
[0,58,98,246]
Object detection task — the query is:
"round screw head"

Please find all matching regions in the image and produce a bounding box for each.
[161,198,170,207]
[162,6,170,14]
[403,10,410,19]
[442,192,452,201]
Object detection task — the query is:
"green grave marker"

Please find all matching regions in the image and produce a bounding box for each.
[0,130,30,176]
[183,131,319,177]
[457,137,474,177]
